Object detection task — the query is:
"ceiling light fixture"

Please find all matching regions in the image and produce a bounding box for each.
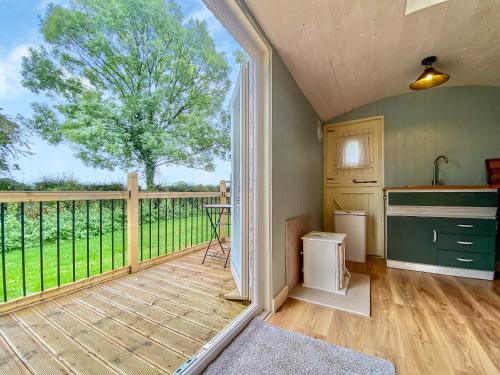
[409,56,450,90]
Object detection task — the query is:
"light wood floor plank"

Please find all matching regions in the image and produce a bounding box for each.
[0,249,244,374]
[104,279,229,330]
[0,314,72,375]
[116,277,240,320]
[53,296,185,374]
[13,308,118,375]
[124,272,242,312]
[462,316,500,371]
[0,330,32,375]
[70,290,199,356]
[143,267,232,296]
[268,257,500,375]
[91,284,217,343]
[34,301,164,375]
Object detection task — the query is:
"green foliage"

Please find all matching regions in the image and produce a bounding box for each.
[0,110,31,174]
[0,178,32,191]
[0,176,221,252]
[2,201,126,252]
[22,0,232,189]
[233,50,249,64]
[32,175,125,191]
[153,181,219,192]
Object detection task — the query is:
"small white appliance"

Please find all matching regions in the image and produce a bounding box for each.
[333,210,366,263]
[301,232,348,293]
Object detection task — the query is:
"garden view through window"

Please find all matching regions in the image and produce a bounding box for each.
[0,0,248,310]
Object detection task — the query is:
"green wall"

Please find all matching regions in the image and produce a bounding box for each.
[329,86,500,187]
[272,51,323,297]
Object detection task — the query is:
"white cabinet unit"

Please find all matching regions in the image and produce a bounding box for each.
[301,232,347,292]
[333,210,366,263]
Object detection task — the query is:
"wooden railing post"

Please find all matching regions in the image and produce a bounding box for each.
[127,172,139,273]
[219,180,227,243]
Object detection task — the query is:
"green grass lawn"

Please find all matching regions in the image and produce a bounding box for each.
[0,209,228,302]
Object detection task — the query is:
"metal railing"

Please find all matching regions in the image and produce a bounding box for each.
[137,194,223,261]
[0,173,229,311]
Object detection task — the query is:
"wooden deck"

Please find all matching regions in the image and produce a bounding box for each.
[268,257,500,375]
[0,248,246,374]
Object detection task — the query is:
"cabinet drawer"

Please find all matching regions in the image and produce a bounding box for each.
[438,250,495,271]
[437,233,495,253]
[438,192,497,207]
[437,218,496,236]
[388,193,438,206]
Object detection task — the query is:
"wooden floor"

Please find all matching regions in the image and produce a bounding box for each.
[0,248,246,374]
[268,258,500,375]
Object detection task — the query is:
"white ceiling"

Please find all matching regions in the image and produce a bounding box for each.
[245,0,500,120]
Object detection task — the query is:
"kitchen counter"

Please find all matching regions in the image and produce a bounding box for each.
[385,185,498,191]
[385,187,498,280]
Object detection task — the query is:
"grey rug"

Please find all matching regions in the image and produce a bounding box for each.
[203,319,395,375]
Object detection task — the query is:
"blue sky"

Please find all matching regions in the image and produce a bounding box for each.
[0,0,240,187]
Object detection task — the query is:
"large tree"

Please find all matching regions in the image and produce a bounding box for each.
[0,110,31,174]
[22,0,231,189]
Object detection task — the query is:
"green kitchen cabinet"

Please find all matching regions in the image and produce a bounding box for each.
[388,192,438,206]
[437,250,496,271]
[437,217,497,236]
[388,191,498,207]
[438,192,497,207]
[387,216,438,265]
[437,233,496,254]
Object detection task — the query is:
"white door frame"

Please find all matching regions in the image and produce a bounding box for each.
[181,1,272,373]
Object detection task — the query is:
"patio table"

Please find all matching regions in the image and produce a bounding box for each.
[202,204,231,268]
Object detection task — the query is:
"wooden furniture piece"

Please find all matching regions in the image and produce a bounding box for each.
[285,215,311,291]
[486,158,500,186]
[386,188,498,280]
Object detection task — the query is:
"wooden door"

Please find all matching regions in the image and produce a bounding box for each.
[323,116,384,256]
[324,116,383,186]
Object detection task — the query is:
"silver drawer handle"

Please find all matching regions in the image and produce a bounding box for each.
[458,224,474,228]
[456,258,474,262]
[457,241,474,245]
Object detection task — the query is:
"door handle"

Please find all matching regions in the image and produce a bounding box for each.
[457,241,474,245]
[456,258,474,262]
[458,224,474,228]
[352,179,377,184]
[433,229,437,243]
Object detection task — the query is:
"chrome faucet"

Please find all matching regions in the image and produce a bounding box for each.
[432,155,449,186]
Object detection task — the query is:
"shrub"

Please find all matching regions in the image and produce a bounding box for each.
[152,181,219,192]
[0,178,32,191]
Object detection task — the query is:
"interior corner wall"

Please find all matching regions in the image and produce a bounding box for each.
[328,86,500,187]
[271,51,323,297]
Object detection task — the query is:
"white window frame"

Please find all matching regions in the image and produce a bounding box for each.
[180,0,273,373]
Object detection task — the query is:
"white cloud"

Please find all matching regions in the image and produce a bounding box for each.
[0,44,31,99]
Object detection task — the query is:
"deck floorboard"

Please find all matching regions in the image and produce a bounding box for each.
[0,247,245,374]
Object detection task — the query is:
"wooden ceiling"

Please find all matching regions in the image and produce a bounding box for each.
[245,0,500,120]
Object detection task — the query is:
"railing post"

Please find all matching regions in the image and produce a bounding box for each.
[219,180,227,243]
[127,172,139,273]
